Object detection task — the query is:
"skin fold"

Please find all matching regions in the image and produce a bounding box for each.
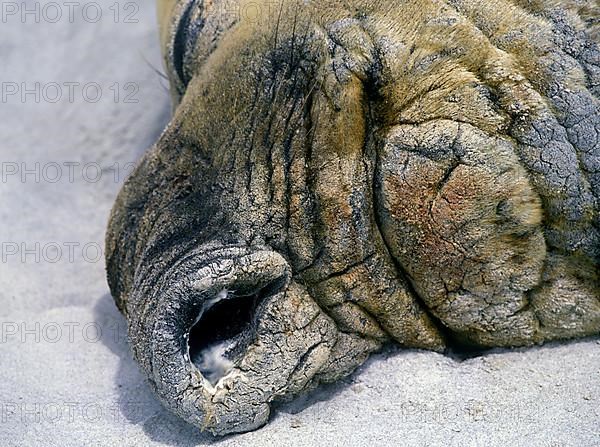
[105,0,600,435]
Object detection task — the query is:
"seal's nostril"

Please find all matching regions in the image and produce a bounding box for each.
[188,289,262,384]
[188,276,288,384]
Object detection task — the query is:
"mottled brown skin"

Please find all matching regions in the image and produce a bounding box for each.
[106,0,600,435]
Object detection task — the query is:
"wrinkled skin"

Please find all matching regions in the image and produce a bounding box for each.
[106,0,600,436]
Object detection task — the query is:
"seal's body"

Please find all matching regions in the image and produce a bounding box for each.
[106,0,600,435]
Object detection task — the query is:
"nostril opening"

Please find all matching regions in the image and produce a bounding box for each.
[188,276,287,385]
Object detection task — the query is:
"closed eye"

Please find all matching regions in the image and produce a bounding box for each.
[171,0,203,93]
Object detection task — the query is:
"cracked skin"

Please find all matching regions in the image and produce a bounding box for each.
[105,0,600,435]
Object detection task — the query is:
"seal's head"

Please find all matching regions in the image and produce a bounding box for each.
[106,0,600,435]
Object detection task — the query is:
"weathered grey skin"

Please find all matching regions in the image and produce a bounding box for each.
[105,0,600,436]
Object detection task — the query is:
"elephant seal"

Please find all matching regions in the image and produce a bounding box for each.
[106,0,600,435]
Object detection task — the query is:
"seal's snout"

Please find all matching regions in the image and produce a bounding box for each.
[127,246,340,435]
